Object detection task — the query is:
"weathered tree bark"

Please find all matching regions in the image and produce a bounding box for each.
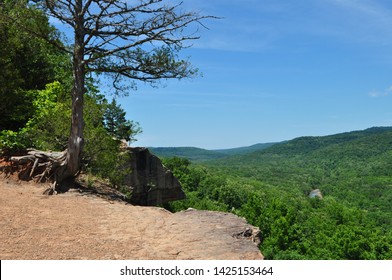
[61,0,85,187]
[9,149,68,194]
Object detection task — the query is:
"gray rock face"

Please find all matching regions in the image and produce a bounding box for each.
[309,189,323,199]
[122,147,185,206]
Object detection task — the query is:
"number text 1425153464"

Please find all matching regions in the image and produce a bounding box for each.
[213,267,273,276]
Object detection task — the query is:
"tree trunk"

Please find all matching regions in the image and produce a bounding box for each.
[8,1,86,194]
[55,0,85,190]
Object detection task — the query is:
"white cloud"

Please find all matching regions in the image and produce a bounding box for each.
[369,91,382,98]
[368,86,392,98]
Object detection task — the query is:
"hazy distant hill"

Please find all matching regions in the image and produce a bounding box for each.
[255,126,392,156]
[213,142,277,155]
[223,126,392,163]
[149,142,277,161]
[149,147,226,161]
[210,126,392,172]
[150,127,392,164]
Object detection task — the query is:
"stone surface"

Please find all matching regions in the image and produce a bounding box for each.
[0,178,264,260]
[169,209,263,259]
[309,189,323,199]
[122,147,185,206]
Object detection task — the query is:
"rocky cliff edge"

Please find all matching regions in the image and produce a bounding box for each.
[0,178,263,260]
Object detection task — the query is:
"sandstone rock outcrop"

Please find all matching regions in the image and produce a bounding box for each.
[309,189,323,199]
[169,209,263,259]
[122,147,185,206]
[0,178,264,259]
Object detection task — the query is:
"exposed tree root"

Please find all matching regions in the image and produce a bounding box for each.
[8,149,71,195]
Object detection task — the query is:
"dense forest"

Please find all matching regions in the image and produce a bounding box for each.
[1,1,391,260]
[159,127,392,259]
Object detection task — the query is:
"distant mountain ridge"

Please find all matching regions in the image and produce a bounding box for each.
[149,142,277,161]
[208,126,392,166]
[150,126,392,161]
[257,126,392,156]
[213,143,277,155]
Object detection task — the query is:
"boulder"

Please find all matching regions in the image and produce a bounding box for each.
[309,189,323,199]
[122,147,185,206]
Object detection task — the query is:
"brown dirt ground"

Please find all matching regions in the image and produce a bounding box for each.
[0,162,263,260]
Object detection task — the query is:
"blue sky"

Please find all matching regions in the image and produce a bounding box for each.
[116,0,392,149]
[55,0,392,149]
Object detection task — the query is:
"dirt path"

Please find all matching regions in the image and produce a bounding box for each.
[0,178,263,260]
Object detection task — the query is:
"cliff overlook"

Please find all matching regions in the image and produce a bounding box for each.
[0,177,263,260]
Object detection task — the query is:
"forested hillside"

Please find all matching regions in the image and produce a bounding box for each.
[210,127,392,214]
[162,127,392,259]
[150,142,276,162]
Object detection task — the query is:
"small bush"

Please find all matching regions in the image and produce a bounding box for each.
[0,129,30,155]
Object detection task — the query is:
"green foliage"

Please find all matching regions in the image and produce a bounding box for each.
[0,0,69,131]
[0,129,29,154]
[0,81,68,154]
[83,124,126,187]
[163,157,229,212]
[0,80,140,188]
[23,82,70,151]
[236,188,392,260]
[25,81,140,187]
[160,127,392,260]
[81,89,142,186]
[103,99,142,142]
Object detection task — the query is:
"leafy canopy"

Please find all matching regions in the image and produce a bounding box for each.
[0,0,68,131]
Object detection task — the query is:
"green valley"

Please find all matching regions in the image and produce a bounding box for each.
[157,127,392,259]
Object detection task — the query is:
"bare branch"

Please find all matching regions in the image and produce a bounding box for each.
[44,0,75,27]
[37,0,215,88]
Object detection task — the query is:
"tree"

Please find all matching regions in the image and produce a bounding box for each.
[0,0,67,131]
[9,0,214,192]
[103,99,142,142]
